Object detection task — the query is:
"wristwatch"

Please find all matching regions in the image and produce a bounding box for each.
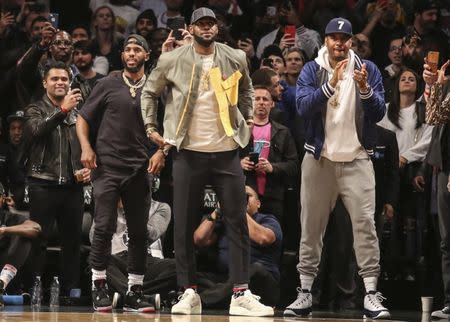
[159,145,171,157]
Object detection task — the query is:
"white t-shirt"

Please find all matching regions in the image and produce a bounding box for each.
[183,53,238,152]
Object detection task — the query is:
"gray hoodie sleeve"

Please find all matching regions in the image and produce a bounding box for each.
[147,200,171,244]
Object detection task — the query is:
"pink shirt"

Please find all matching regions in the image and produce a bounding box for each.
[252,122,271,195]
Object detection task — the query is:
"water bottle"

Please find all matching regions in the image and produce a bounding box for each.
[49,276,60,309]
[31,276,42,309]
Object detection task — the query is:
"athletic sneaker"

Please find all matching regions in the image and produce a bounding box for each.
[229,289,274,316]
[92,279,112,312]
[283,288,312,317]
[363,291,391,320]
[171,288,201,315]
[431,306,450,319]
[123,285,155,313]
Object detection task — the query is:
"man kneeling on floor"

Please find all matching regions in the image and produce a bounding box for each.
[0,183,41,308]
[190,185,282,314]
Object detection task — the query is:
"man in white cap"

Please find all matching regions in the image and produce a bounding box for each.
[283,17,390,319]
[141,7,273,317]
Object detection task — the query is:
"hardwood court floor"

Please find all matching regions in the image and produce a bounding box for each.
[0,307,430,322]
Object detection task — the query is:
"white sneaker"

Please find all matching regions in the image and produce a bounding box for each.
[283,288,312,317]
[229,290,274,317]
[431,306,450,319]
[363,291,391,320]
[171,288,202,315]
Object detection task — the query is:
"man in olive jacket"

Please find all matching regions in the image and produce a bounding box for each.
[141,7,273,317]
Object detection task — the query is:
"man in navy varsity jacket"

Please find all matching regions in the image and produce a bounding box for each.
[284,18,391,320]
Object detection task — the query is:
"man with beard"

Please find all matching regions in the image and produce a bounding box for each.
[71,40,105,107]
[406,0,449,68]
[77,34,164,312]
[135,9,157,42]
[141,7,273,317]
[283,18,390,320]
[16,26,77,108]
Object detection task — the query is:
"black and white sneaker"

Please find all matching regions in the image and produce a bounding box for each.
[123,285,155,313]
[431,306,450,319]
[283,288,312,317]
[363,291,390,320]
[92,279,112,312]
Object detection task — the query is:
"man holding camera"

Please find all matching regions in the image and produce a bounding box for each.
[22,61,90,297]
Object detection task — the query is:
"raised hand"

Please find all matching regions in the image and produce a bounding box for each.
[329,58,348,88]
[353,63,369,92]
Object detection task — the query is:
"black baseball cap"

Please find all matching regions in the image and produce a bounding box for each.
[124,34,149,53]
[7,110,25,123]
[190,7,217,24]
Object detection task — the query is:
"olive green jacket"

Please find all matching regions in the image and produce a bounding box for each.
[141,42,254,149]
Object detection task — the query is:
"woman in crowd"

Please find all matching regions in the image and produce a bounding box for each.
[378,68,433,280]
[91,5,124,72]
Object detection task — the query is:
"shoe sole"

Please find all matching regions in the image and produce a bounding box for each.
[363,311,391,320]
[283,308,312,317]
[171,306,202,315]
[123,306,155,313]
[229,307,274,317]
[93,305,112,312]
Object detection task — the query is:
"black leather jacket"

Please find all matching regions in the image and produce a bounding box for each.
[22,95,82,184]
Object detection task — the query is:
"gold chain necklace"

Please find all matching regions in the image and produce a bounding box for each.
[122,73,146,98]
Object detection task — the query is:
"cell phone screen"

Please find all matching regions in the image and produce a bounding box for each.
[427,51,439,73]
[284,25,296,39]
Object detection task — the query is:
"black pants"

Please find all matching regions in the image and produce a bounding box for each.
[0,236,32,271]
[28,183,84,293]
[436,171,450,305]
[172,149,249,286]
[89,166,150,275]
[106,252,177,296]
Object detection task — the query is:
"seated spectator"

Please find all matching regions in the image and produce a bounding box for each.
[383,35,405,102]
[71,40,105,106]
[260,45,286,76]
[240,86,298,221]
[0,183,41,307]
[89,197,177,303]
[154,0,183,28]
[70,24,109,75]
[256,0,321,61]
[283,47,306,87]
[406,0,449,68]
[135,9,157,42]
[91,6,124,72]
[351,33,372,60]
[193,185,283,307]
[6,111,26,210]
[16,26,77,108]
[361,0,406,69]
[148,27,170,67]
[89,0,139,35]
[378,68,433,280]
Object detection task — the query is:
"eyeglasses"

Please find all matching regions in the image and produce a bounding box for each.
[52,40,72,47]
[389,45,403,52]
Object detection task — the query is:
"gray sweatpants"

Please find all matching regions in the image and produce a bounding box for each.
[297,153,380,279]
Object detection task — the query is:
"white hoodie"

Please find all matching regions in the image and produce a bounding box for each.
[315,47,366,162]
